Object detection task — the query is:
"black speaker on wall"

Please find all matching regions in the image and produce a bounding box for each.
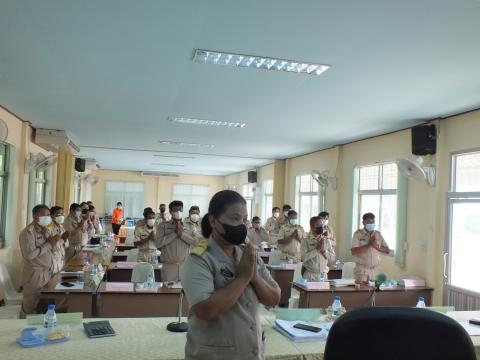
[248,171,257,183]
[412,124,437,155]
[75,158,86,172]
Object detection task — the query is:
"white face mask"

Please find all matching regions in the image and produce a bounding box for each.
[273,212,280,219]
[320,219,329,226]
[75,211,82,218]
[117,206,123,210]
[38,216,52,227]
[284,211,289,217]
[190,214,200,223]
[173,211,183,220]
[253,223,260,229]
[89,212,96,217]
[55,216,65,225]
[365,223,376,232]
[147,219,156,227]
[290,218,299,226]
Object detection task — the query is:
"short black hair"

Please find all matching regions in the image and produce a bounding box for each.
[159,203,166,207]
[287,209,297,217]
[50,206,63,217]
[283,204,292,212]
[363,212,375,221]
[86,201,93,205]
[69,203,81,212]
[189,205,200,213]
[144,209,155,218]
[272,207,280,212]
[88,205,96,212]
[80,202,87,207]
[32,204,49,217]
[143,207,153,217]
[169,200,184,211]
[319,211,330,218]
[116,202,122,206]
[252,216,261,223]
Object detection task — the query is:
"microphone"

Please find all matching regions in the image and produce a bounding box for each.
[167,289,189,332]
[374,273,387,292]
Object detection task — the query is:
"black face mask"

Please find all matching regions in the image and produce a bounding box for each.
[221,223,247,245]
[315,226,324,235]
[160,208,165,213]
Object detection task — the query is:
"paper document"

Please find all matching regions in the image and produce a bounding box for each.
[55,282,84,290]
[105,282,134,292]
[459,322,480,336]
[330,279,355,287]
[273,319,329,342]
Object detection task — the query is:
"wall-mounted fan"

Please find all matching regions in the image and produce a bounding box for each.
[82,174,100,186]
[24,153,58,173]
[311,170,337,190]
[396,156,436,186]
[0,119,8,144]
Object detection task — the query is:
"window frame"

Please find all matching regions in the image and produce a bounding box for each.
[262,180,274,222]
[172,184,210,216]
[241,183,255,220]
[34,169,47,205]
[0,144,8,245]
[295,174,319,230]
[354,162,398,255]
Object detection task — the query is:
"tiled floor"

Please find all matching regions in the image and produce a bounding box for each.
[0,304,20,319]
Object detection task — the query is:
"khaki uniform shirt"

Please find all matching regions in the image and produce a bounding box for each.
[351,229,388,269]
[278,215,290,228]
[277,224,304,261]
[181,236,279,360]
[155,220,198,281]
[87,218,100,240]
[247,227,270,249]
[134,224,157,262]
[46,222,69,274]
[183,218,203,245]
[301,233,335,280]
[64,215,88,246]
[264,217,282,241]
[155,213,170,226]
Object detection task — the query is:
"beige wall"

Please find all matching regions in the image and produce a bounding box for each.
[0,108,55,293]
[90,169,225,216]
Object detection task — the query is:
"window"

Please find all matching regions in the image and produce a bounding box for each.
[355,163,398,251]
[295,174,319,230]
[242,183,255,220]
[105,181,144,218]
[0,145,8,244]
[34,170,47,205]
[262,180,274,222]
[172,184,210,216]
[446,150,480,294]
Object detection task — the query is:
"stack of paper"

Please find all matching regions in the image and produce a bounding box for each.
[330,279,355,287]
[105,282,134,292]
[273,319,329,342]
[305,281,330,290]
[399,277,426,288]
[116,261,137,269]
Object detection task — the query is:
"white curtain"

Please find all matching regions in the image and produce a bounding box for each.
[105,181,144,218]
[172,184,210,215]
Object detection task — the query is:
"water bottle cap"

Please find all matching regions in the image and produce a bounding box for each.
[335,296,340,300]
[418,297,424,301]
[48,304,55,310]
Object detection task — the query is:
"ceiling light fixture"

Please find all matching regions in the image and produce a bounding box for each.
[151,163,185,167]
[168,116,245,128]
[152,154,196,159]
[193,49,330,76]
[158,140,215,148]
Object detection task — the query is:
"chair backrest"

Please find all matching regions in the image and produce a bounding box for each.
[0,262,22,303]
[341,262,355,279]
[324,307,477,360]
[131,262,153,283]
[126,248,140,261]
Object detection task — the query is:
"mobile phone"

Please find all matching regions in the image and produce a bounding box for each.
[469,318,480,326]
[293,323,321,333]
[61,281,75,287]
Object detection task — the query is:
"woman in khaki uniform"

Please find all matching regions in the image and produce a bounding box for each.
[301,216,336,281]
[134,210,157,263]
[247,216,270,249]
[181,190,280,360]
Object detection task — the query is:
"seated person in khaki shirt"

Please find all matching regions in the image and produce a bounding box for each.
[277,210,304,262]
[134,209,157,263]
[351,212,390,283]
[247,216,270,250]
[301,216,335,281]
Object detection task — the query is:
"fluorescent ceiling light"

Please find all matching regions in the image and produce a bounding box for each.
[153,154,196,159]
[151,163,185,167]
[168,116,245,129]
[158,140,215,148]
[193,49,330,76]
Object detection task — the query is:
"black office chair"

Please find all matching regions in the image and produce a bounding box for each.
[324,307,476,360]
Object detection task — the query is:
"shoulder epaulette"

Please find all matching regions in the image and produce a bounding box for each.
[26,223,35,233]
[191,238,209,256]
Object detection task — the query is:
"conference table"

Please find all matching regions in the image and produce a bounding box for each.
[267,265,295,307]
[106,262,163,282]
[1,312,478,359]
[96,282,187,317]
[293,283,434,310]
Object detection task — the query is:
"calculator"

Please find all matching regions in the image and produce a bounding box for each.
[83,321,116,338]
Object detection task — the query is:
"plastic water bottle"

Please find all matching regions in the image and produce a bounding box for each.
[319,272,326,282]
[416,297,426,308]
[332,296,342,316]
[44,304,57,329]
[91,264,98,276]
[146,268,155,288]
